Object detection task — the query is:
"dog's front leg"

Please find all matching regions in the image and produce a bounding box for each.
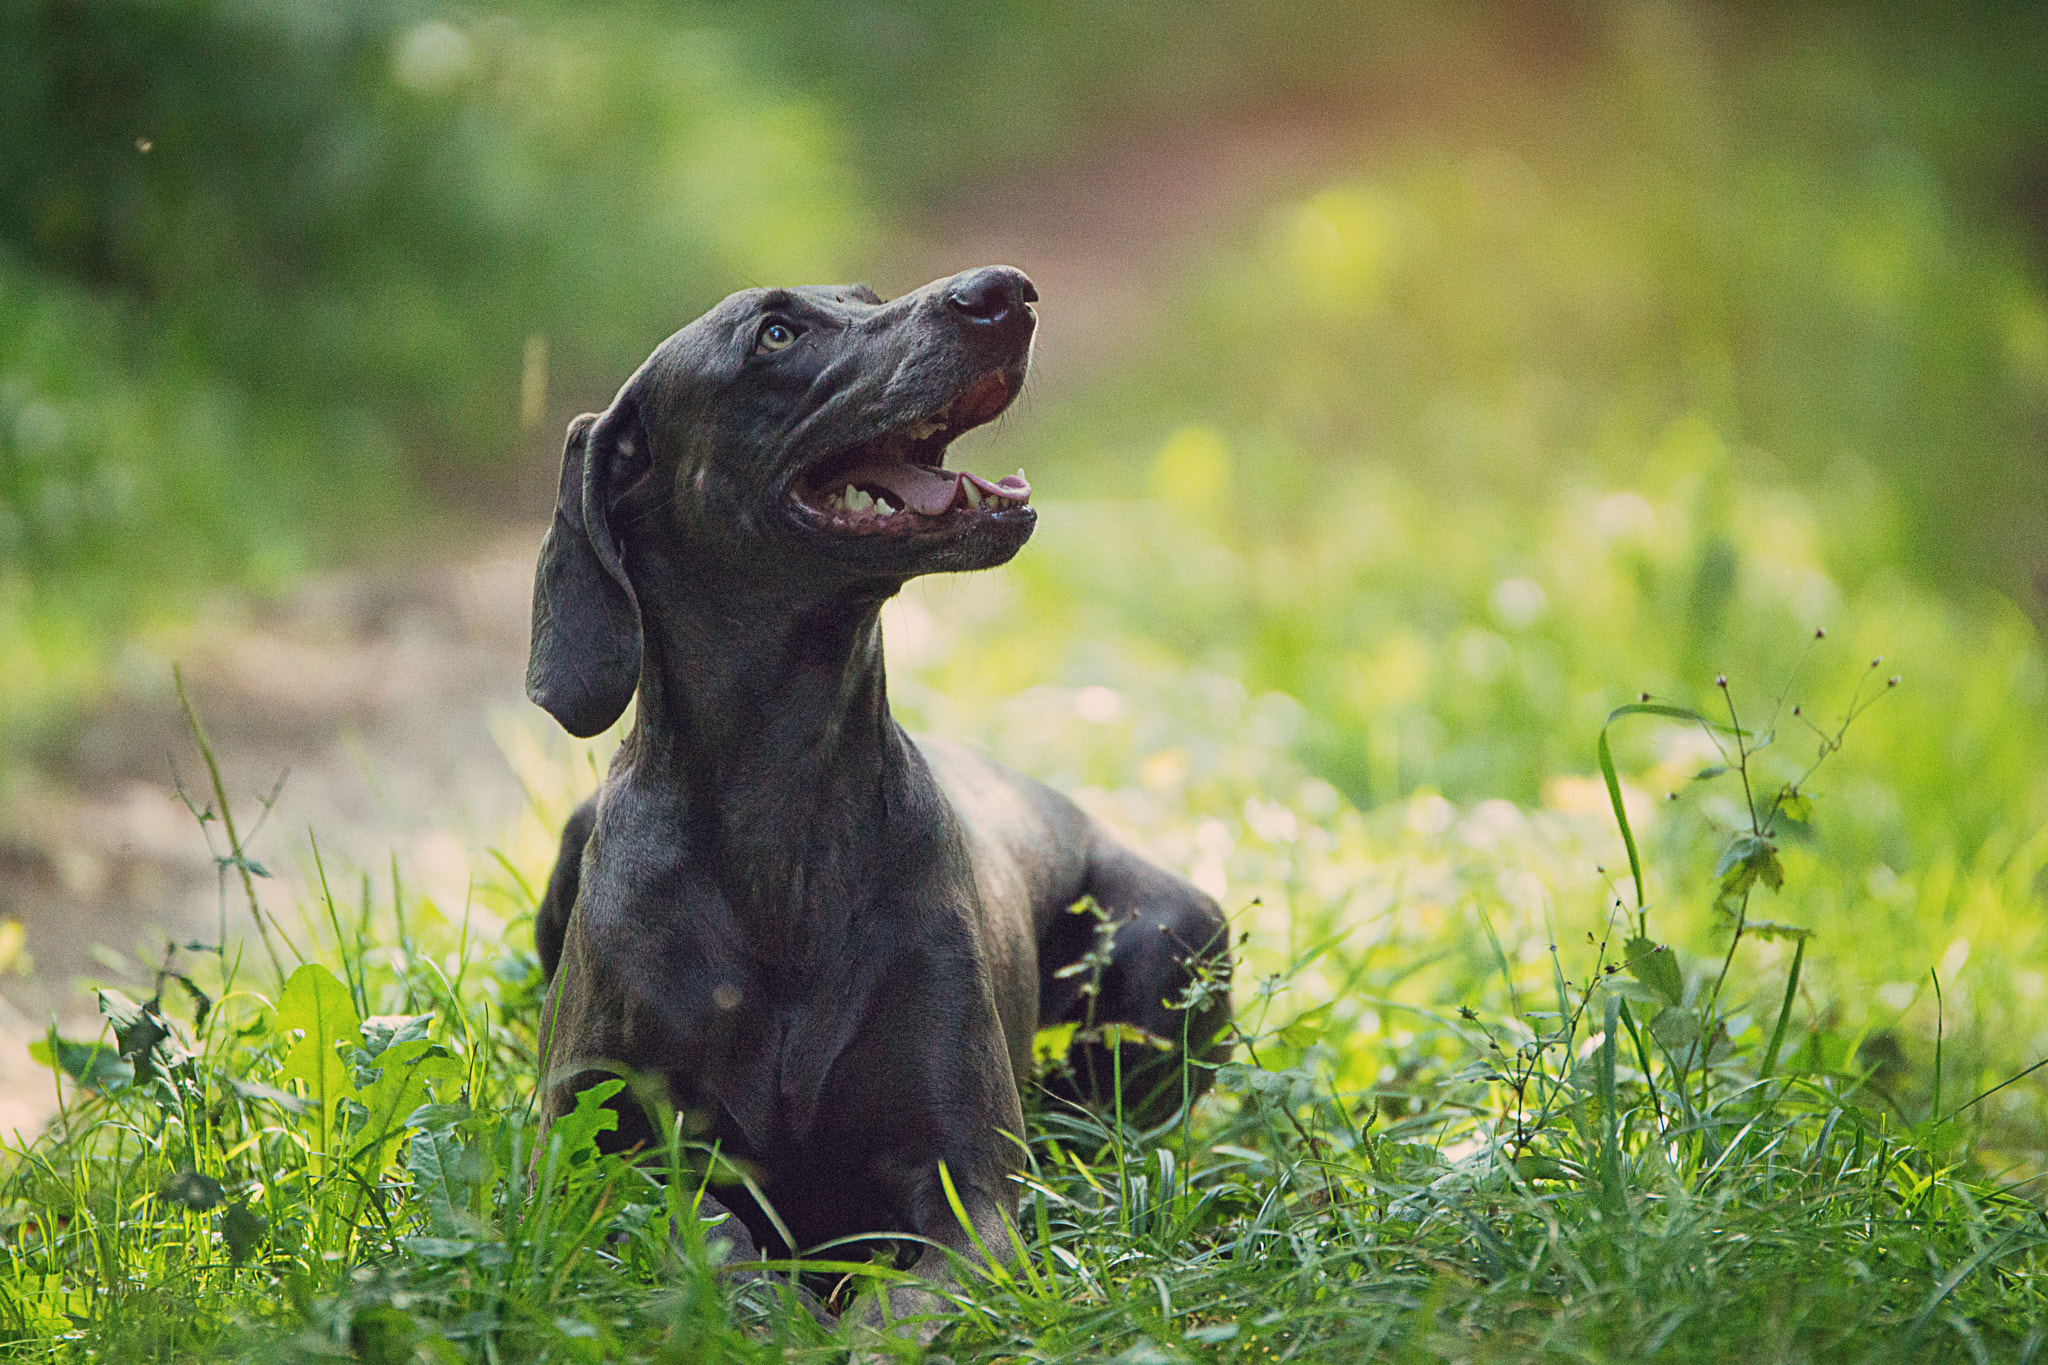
[693,1190,761,1265]
[848,1159,1017,1351]
[697,1191,837,1328]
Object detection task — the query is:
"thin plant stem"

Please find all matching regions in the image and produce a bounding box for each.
[174,664,291,981]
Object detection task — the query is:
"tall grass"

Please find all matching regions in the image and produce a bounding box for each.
[3,659,2044,1362]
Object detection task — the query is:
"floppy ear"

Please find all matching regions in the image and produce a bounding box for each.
[526,404,646,737]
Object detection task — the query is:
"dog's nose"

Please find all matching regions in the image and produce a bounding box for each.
[944,267,1037,326]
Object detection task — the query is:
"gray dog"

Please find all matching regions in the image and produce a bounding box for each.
[526,266,1231,1329]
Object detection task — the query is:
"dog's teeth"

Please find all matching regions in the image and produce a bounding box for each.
[964,483,982,508]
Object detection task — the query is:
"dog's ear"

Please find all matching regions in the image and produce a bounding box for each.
[527,403,647,737]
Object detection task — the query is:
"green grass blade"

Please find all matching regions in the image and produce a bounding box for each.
[1598,702,1725,915]
[1595,724,1646,913]
[1598,991,1624,1214]
[1758,935,1806,1082]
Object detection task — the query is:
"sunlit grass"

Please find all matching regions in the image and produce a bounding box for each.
[4,662,2046,1361]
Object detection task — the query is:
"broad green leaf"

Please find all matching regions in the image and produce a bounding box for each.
[1650,1007,1703,1051]
[544,1078,625,1173]
[1624,936,1684,1008]
[1031,1021,1079,1070]
[1714,832,1784,899]
[1603,978,1674,1009]
[1756,848,1784,890]
[1713,833,1755,881]
[274,964,363,1172]
[353,1039,462,1174]
[30,1034,131,1092]
[99,989,179,1083]
[1276,1000,1336,1047]
[230,1077,313,1114]
[360,1013,434,1058]
[174,973,214,1034]
[407,1130,484,1239]
[274,963,363,1051]
[406,1102,472,1132]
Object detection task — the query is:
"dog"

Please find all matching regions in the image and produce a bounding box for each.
[526,266,1231,1331]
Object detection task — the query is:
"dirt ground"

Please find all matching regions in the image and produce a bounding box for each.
[0,114,1358,1136]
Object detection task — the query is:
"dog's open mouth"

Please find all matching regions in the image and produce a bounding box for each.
[793,372,1031,533]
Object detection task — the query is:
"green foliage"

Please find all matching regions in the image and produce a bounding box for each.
[274,964,366,1174]
[6,671,2047,1360]
[3,0,867,436]
[0,0,866,748]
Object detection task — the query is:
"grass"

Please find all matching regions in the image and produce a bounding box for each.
[3,651,2046,1362]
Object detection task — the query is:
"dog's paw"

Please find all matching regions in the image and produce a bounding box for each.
[841,1282,952,1360]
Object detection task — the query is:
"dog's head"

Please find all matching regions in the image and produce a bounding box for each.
[528,266,1038,736]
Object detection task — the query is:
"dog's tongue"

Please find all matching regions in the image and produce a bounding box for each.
[862,461,965,515]
[838,461,1031,515]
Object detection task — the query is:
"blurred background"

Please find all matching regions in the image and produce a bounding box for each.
[3,1,2048,1145]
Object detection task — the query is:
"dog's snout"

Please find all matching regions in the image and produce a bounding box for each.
[944,267,1037,328]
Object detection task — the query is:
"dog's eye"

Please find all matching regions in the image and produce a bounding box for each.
[755,320,800,354]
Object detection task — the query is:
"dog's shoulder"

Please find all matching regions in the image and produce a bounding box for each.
[913,736,1089,844]
[908,734,1098,915]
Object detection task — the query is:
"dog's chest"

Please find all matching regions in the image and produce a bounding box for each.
[573,803,980,1166]
[729,994,839,1146]
[682,931,969,1168]
[700,975,875,1156]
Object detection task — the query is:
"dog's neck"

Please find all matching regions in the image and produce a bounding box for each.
[621,555,913,928]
